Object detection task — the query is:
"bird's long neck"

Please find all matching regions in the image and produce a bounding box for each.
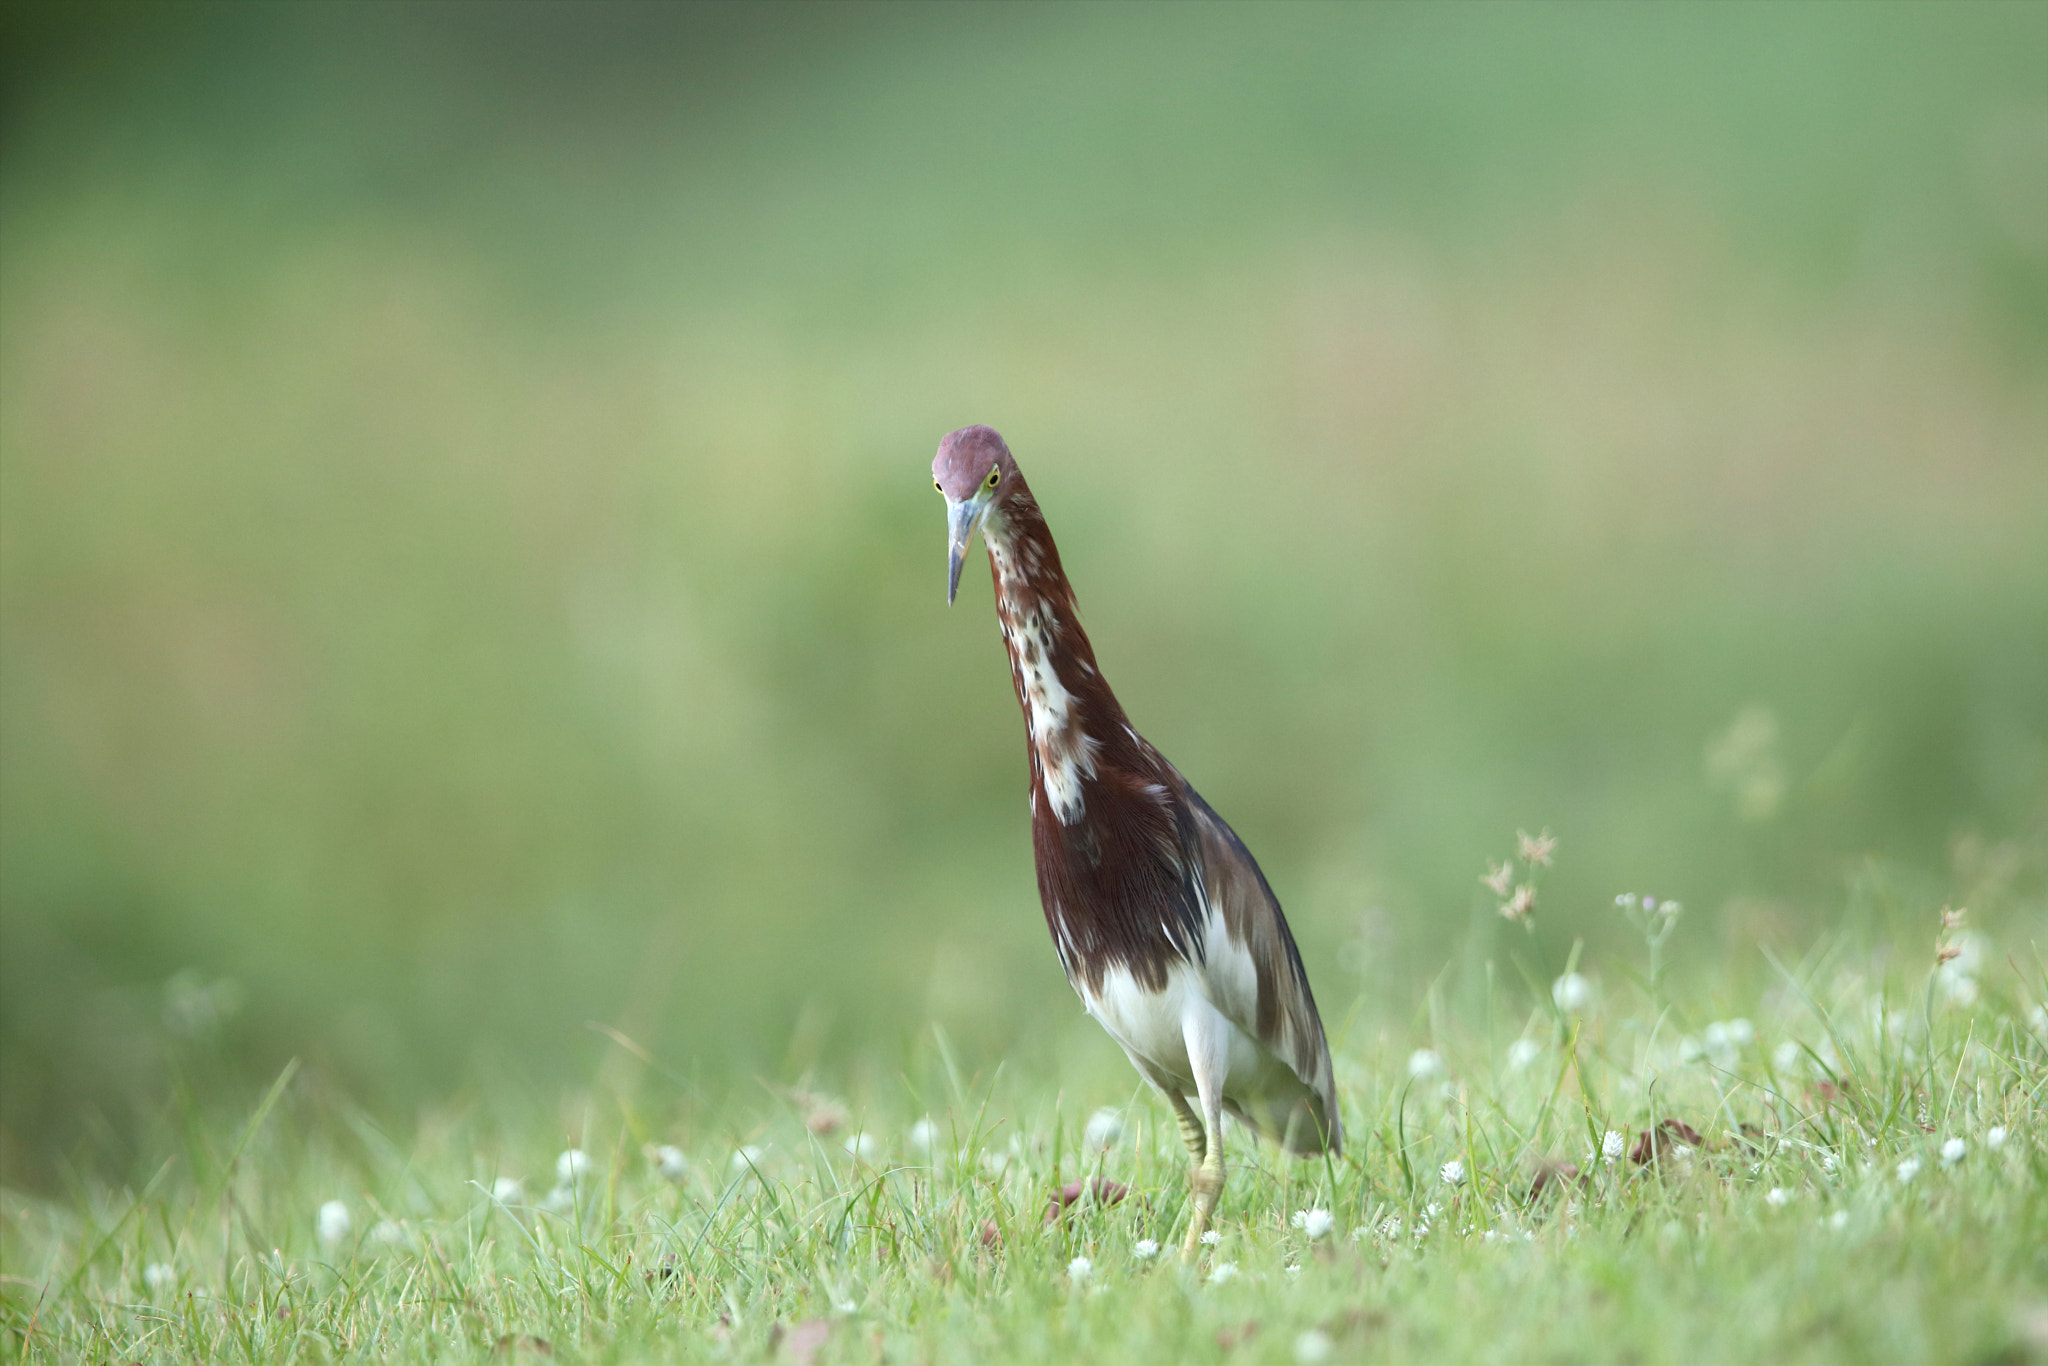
[979,489,1127,828]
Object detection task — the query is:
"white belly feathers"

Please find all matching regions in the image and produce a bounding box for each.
[1075,909,1290,1104]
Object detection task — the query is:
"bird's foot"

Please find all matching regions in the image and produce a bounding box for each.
[1178,1158,1225,1261]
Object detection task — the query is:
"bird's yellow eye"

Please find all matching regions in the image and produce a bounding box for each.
[987,469,1000,488]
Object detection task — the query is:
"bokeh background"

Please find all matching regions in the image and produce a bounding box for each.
[3,2,2045,1185]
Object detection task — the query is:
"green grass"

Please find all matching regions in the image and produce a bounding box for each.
[8,925,2044,1364]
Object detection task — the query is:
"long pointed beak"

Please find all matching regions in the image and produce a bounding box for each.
[946,498,983,605]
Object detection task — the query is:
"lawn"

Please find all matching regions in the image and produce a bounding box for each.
[8,903,2043,1364]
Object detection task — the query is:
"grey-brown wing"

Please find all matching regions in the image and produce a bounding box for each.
[1175,781,1342,1154]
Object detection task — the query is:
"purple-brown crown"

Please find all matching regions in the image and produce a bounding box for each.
[933,425,1020,501]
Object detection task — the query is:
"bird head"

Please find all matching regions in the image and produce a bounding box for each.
[933,424,1019,604]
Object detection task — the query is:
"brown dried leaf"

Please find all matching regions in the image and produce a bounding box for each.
[1630,1119,1705,1166]
[1043,1177,1129,1223]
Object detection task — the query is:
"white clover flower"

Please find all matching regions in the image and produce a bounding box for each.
[1505,1038,1541,1072]
[1939,973,1980,1007]
[1407,1048,1445,1080]
[844,1132,880,1161]
[1207,1261,1239,1284]
[908,1118,940,1154]
[1067,1255,1092,1281]
[1551,973,1592,1014]
[1765,1187,1791,1207]
[1772,1040,1805,1074]
[556,1149,592,1184]
[491,1177,525,1205]
[1828,1209,1850,1230]
[1987,1126,2008,1150]
[730,1144,765,1173]
[1896,1157,1921,1183]
[1291,1207,1334,1240]
[1820,1150,1839,1173]
[1378,1216,1402,1240]
[143,1262,175,1292]
[1295,1327,1335,1363]
[832,1299,858,1316]
[653,1145,688,1182]
[316,1200,352,1248]
[1084,1108,1125,1152]
[1132,1238,1160,1260]
[1440,1159,1466,1187]
[1601,1130,1625,1162]
[1201,1228,1221,1246]
[1703,1019,1753,1067]
[1941,1138,1966,1166]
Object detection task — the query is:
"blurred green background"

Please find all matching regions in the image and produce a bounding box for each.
[3,2,2045,1184]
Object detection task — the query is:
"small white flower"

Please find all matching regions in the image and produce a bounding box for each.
[1083,1107,1126,1151]
[370,1220,406,1246]
[1378,1216,1402,1240]
[1987,1126,2008,1150]
[1440,1159,1466,1187]
[1940,1138,1966,1166]
[143,1262,175,1291]
[1828,1209,1850,1230]
[1820,1150,1839,1173]
[556,1149,592,1184]
[541,1184,576,1214]
[491,1177,525,1205]
[1067,1255,1092,1281]
[844,1132,880,1161]
[909,1118,940,1153]
[653,1145,688,1182]
[1207,1261,1239,1284]
[1505,1038,1541,1072]
[730,1144,764,1173]
[1765,1187,1791,1207]
[2030,1004,2048,1037]
[1407,1048,1445,1080]
[1284,1262,1302,1276]
[1201,1229,1221,1246]
[1132,1238,1160,1260]
[1551,972,1592,1013]
[1702,1019,1753,1067]
[832,1299,858,1316]
[1291,1207,1334,1240]
[316,1200,352,1248]
[1772,1040,1805,1074]
[1895,1157,1921,1183]
[1295,1327,1335,1363]
[1601,1130,1625,1162]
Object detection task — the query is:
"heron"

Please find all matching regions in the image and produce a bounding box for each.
[932,424,1340,1257]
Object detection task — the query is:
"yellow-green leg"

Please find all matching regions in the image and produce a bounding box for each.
[1177,1096,1226,1260]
